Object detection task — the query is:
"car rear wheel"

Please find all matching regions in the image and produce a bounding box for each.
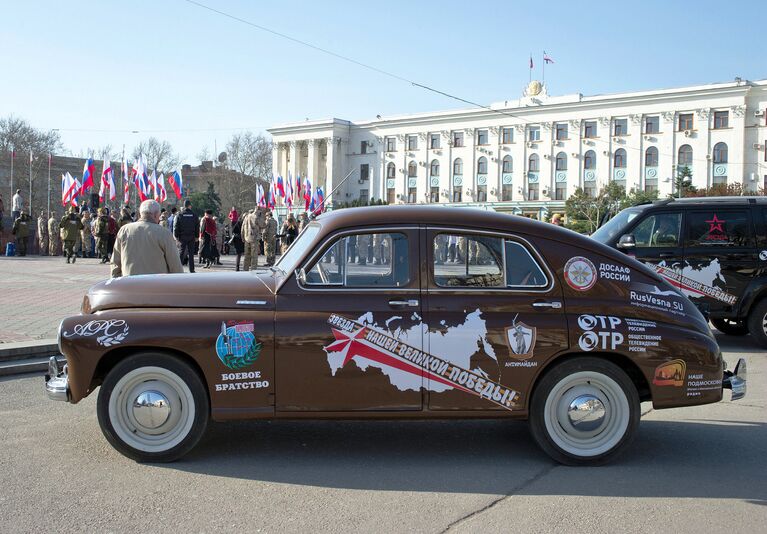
[710,318,748,336]
[97,353,209,463]
[529,357,639,466]
[747,299,767,349]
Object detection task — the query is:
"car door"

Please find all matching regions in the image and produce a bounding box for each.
[622,210,685,287]
[274,227,424,412]
[681,208,756,316]
[424,227,568,411]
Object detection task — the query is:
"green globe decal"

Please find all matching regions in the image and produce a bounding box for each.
[216,322,261,370]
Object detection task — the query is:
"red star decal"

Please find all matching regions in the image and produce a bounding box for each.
[705,214,725,234]
[324,327,368,367]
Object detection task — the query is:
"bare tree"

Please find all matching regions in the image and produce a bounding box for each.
[221,132,272,208]
[131,137,180,172]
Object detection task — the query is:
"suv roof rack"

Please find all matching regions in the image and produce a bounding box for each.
[673,196,767,204]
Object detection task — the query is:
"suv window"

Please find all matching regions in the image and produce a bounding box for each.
[305,232,410,287]
[632,213,682,248]
[433,234,547,288]
[685,210,752,248]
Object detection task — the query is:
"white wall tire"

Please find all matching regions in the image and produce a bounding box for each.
[530,358,640,466]
[97,353,209,462]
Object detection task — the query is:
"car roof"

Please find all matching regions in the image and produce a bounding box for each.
[648,196,767,207]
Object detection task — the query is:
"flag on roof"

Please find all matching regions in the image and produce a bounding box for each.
[543,51,554,64]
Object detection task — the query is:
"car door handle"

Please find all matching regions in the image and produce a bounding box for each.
[532,301,562,309]
[389,299,419,307]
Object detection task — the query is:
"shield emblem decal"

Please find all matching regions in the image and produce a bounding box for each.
[505,322,537,360]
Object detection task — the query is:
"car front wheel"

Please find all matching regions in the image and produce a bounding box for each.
[529,357,640,466]
[97,353,209,463]
[747,299,767,349]
[710,318,748,336]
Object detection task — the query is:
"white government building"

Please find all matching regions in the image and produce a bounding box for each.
[268,78,767,218]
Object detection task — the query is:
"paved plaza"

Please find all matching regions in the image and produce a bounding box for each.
[0,254,252,343]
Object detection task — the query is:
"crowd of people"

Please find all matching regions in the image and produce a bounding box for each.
[0,190,312,278]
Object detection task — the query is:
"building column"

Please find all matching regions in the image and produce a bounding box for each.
[325,136,336,198]
[306,140,317,183]
[288,141,299,185]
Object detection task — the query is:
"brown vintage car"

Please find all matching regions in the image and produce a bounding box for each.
[45,206,747,465]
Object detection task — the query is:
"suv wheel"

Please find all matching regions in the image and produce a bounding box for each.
[747,299,767,349]
[97,353,209,462]
[710,318,748,336]
[529,357,640,466]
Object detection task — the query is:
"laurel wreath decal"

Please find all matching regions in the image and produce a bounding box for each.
[222,338,261,370]
[96,325,130,347]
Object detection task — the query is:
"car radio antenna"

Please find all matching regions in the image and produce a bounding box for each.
[311,169,355,219]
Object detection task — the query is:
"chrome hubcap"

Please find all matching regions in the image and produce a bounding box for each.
[132,390,171,429]
[567,394,606,432]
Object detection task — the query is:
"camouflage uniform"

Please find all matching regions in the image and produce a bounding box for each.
[11,213,32,256]
[47,215,59,256]
[80,212,93,257]
[262,211,278,266]
[59,209,84,263]
[37,214,49,256]
[242,209,266,271]
[95,210,110,263]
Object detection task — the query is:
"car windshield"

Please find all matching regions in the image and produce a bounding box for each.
[591,207,645,244]
[274,223,321,274]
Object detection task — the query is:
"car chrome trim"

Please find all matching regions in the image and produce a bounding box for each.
[44,356,70,402]
[722,358,747,401]
[236,300,268,305]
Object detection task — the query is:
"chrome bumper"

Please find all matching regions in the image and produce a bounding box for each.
[44,356,70,402]
[722,358,747,401]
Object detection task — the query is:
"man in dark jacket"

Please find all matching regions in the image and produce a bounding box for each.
[173,200,199,273]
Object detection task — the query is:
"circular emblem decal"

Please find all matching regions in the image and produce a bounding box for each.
[564,256,597,291]
[760,250,767,261]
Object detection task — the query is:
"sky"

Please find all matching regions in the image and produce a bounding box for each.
[1,0,765,163]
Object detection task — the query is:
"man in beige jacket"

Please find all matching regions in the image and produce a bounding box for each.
[111,199,183,278]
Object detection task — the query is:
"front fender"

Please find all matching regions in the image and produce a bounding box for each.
[59,308,275,419]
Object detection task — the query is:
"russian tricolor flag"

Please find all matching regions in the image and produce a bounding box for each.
[80,158,95,196]
[168,170,183,198]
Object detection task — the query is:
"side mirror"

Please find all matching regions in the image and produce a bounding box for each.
[617,234,636,249]
[295,268,307,285]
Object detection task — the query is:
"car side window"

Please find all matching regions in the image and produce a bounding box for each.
[685,210,752,248]
[434,234,504,287]
[304,232,410,287]
[505,241,548,287]
[632,213,682,248]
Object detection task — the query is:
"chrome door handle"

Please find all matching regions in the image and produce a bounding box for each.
[389,299,419,307]
[532,301,562,309]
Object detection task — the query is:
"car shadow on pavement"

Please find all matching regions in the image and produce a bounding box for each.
[713,332,765,354]
[161,417,767,503]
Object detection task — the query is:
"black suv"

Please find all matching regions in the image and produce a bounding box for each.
[591,196,767,346]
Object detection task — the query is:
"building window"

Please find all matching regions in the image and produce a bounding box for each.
[584,150,596,170]
[360,141,367,154]
[528,154,539,172]
[555,182,566,200]
[502,127,513,144]
[359,189,369,204]
[678,144,693,167]
[385,137,396,152]
[387,162,396,179]
[614,118,628,136]
[528,183,539,201]
[430,187,440,203]
[477,185,487,202]
[645,116,659,134]
[453,158,463,175]
[714,111,729,129]
[555,152,567,171]
[614,148,627,168]
[555,123,568,140]
[452,131,464,147]
[678,113,694,131]
[408,161,417,177]
[407,135,417,151]
[430,133,440,149]
[644,180,658,193]
[502,184,513,201]
[477,129,488,145]
[360,164,370,181]
[713,142,728,163]
[430,159,439,177]
[645,146,658,167]
[528,126,540,142]
[408,187,417,203]
[584,121,597,138]
[585,185,596,198]
[477,156,488,175]
[452,186,462,202]
[502,155,513,173]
